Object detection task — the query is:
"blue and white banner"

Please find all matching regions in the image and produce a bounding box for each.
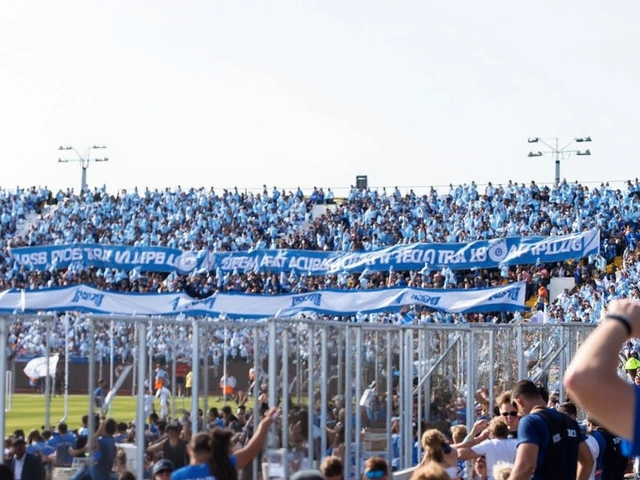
[10,230,600,275]
[10,244,200,274]
[0,282,526,317]
[202,229,600,274]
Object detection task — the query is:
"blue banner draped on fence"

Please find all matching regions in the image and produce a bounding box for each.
[10,229,600,275]
[0,282,527,317]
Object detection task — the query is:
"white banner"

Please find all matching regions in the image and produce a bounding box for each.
[23,354,59,379]
[0,282,526,318]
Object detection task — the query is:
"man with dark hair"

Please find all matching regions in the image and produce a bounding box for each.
[70,418,117,480]
[509,380,593,480]
[47,422,75,467]
[496,391,520,439]
[6,436,42,480]
[557,402,578,419]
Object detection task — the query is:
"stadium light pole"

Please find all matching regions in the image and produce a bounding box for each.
[58,145,108,192]
[527,137,592,185]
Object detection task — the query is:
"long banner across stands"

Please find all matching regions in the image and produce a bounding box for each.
[0,282,526,317]
[10,229,600,275]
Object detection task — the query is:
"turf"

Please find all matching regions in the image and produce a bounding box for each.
[4,394,226,434]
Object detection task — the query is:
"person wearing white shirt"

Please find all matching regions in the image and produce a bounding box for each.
[457,417,517,480]
[156,385,171,419]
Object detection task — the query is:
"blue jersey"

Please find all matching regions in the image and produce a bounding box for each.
[171,456,237,480]
[47,433,76,467]
[90,436,117,480]
[171,463,216,480]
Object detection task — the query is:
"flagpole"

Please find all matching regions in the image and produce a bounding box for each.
[45,319,52,430]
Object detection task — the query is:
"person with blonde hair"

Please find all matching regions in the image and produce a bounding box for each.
[409,461,451,480]
[456,417,516,480]
[419,429,458,479]
[491,461,512,480]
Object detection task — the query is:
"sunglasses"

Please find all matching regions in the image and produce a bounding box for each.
[365,470,386,479]
[500,411,518,417]
[156,470,172,476]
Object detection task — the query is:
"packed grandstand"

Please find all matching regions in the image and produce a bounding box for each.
[2,180,640,361]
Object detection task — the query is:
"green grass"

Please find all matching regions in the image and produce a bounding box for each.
[4,394,226,434]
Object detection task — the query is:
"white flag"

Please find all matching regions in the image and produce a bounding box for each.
[23,354,59,379]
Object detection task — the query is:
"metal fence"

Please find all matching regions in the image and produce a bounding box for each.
[0,315,596,479]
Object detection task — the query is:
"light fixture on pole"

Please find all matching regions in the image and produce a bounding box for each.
[58,146,108,192]
[527,137,591,185]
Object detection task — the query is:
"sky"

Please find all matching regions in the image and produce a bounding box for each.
[1,1,639,196]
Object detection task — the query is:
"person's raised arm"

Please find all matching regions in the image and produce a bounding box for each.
[564,299,639,439]
[234,407,277,470]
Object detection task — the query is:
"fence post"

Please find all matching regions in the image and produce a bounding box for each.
[252,326,260,480]
[191,319,199,435]
[281,327,289,477]
[44,318,52,430]
[403,328,413,470]
[386,329,393,470]
[0,316,7,445]
[308,324,316,467]
[344,325,353,478]
[489,329,495,412]
[559,325,567,403]
[136,319,147,480]
[354,326,363,478]
[517,324,525,380]
[466,329,476,433]
[320,326,328,458]
[87,317,96,464]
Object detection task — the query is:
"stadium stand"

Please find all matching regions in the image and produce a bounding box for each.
[3,180,640,359]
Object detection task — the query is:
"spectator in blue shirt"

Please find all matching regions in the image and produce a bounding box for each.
[47,422,76,467]
[94,379,106,409]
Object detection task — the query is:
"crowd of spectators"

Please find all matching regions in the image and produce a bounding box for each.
[2,179,640,360]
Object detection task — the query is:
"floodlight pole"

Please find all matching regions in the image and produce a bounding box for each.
[527,137,592,185]
[58,145,108,192]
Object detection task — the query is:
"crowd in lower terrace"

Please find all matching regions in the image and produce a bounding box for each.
[3,180,640,359]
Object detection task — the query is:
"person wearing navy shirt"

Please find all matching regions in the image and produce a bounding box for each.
[565,299,640,459]
[509,380,593,480]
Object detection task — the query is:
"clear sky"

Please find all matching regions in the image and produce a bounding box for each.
[1,1,638,196]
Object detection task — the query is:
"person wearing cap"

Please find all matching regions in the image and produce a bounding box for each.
[624,352,640,383]
[153,459,174,479]
[6,436,43,480]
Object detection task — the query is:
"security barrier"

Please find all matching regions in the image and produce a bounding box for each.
[0,315,596,479]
